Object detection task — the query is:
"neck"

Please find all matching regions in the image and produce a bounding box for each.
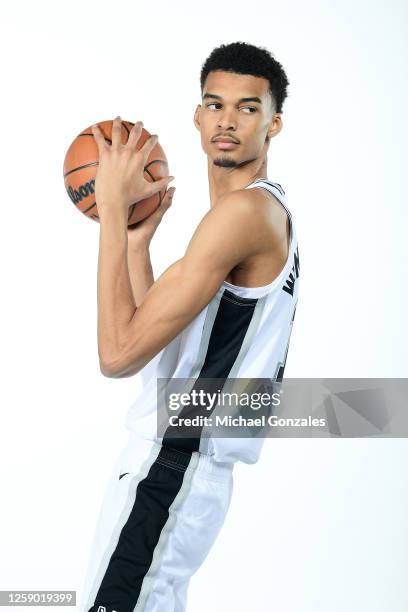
[207,156,269,208]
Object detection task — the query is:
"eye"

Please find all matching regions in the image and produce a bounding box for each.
[205,103,257,113]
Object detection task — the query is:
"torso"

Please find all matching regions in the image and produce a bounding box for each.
[223,186,291,288]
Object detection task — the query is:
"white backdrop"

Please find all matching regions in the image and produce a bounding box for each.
[0,1,407,610]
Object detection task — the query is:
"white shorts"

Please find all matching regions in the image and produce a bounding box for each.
[79,432,234,612]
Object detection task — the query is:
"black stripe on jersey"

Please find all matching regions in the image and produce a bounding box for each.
[269,182,285,196]
[162,288,258,453]
[252,178,285,196]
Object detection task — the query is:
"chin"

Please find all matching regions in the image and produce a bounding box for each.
[213,156,238,168]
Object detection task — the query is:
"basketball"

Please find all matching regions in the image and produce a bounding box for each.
[63,120,169,225]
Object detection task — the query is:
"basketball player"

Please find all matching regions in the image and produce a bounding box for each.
[81,41,300,612]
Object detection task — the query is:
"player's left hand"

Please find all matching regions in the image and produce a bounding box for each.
[91,116,175,216]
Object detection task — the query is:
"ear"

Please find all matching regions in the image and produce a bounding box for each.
[193,104,201,131]
[267,113,283,140]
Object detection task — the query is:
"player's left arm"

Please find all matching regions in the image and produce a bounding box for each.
[98,192,266,378]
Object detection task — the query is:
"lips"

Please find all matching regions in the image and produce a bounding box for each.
[213,136,239,143]
[212,137,239,150]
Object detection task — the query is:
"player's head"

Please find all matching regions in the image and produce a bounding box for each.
[194,41,289,169]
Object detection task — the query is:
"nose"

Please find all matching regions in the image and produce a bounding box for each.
[217,108,237,131]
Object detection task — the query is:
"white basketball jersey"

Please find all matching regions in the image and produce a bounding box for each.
[125,179,300,465]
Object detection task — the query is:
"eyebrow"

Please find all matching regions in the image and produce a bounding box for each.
[202,93,263,104]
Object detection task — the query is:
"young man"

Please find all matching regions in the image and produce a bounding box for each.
[81,41,300,612]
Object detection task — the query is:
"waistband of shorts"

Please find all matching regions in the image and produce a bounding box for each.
[123,432,234,482]
[157,444,234,482]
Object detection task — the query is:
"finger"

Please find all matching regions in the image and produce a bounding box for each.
[140,133,159,162]
[154,187,175,215]
[150,187,176,221]
[91,123,109,154]
[126,121,144,149]
[161,187,176,210]
[111,115,122,149]
[145,175,175,198]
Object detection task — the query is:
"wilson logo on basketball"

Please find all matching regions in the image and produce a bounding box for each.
[66,179,95,206]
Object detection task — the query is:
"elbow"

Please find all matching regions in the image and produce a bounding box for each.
[99,349,123,378]
[98,329,147,378]
[99,359,121,378]
[99,352,144,379]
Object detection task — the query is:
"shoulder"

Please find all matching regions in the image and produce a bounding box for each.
[214,186,288,241]
[217,185,263,210]
[210,186,266,228]
[217,184,285,217]
[184,189,264,266]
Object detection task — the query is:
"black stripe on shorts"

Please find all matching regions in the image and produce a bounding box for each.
[88,446,193,612]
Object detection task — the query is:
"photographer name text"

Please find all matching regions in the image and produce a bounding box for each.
[167,415,327,428]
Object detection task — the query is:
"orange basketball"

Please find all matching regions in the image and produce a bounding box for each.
[63,120,169,225]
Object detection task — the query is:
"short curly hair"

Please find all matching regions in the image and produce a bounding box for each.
[200,41,289,114]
